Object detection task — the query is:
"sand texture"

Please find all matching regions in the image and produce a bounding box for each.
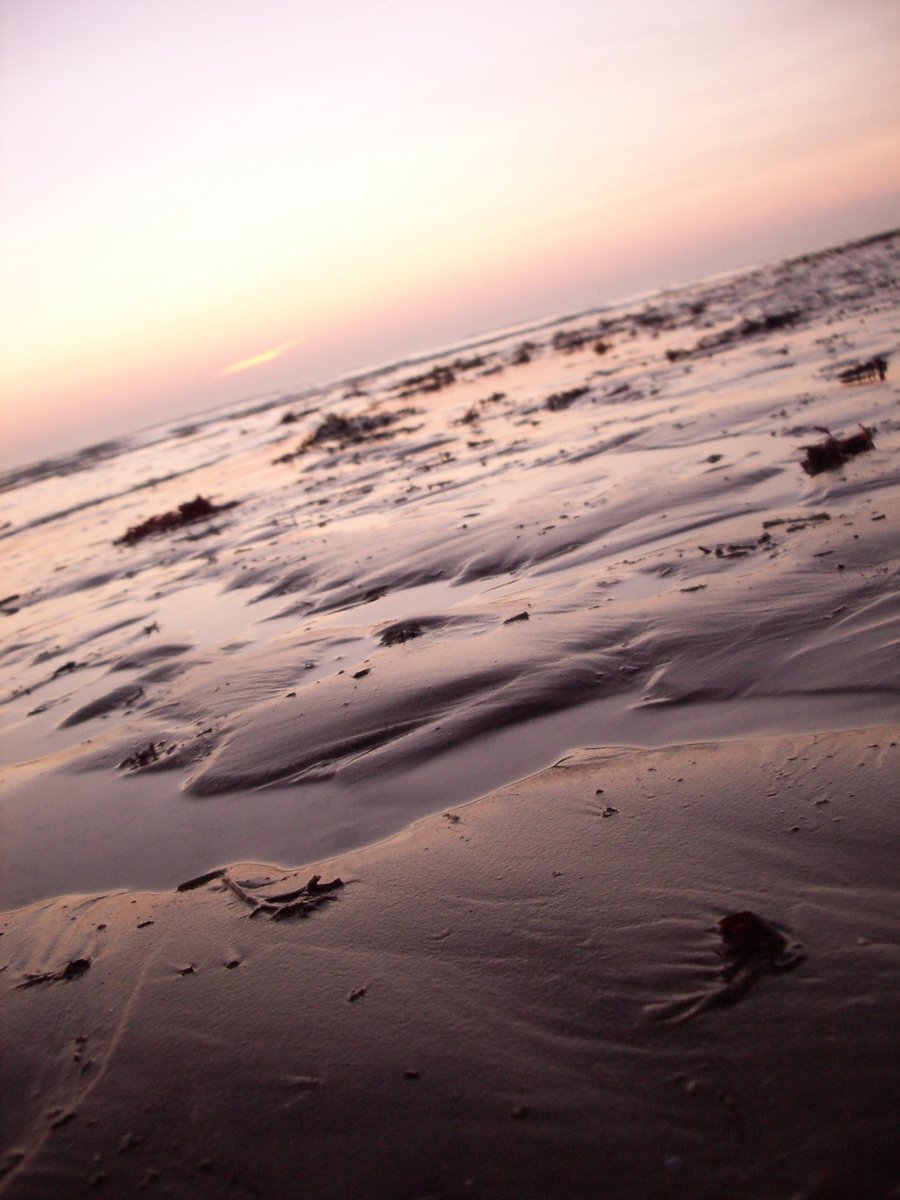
[2,727,898,1198]
[1,230,899,1195]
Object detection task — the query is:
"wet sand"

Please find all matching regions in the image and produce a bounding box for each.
[1,230,899,1195]
[2,727,897,1198]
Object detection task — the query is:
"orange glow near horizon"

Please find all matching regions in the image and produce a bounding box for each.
[220,340,301,377]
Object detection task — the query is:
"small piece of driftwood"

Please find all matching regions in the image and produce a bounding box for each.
[176,868,344,920]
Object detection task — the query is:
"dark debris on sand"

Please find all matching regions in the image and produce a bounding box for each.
[837,355,888,384]
[545,386,589,412]
[16,958,91,989]
[717,910,794,977]
[551,328,591,352]
[115,496,239,546]
[379,620,425,647]
[51,660,82,679]
[175,869,344,920]
[273,408,419,461]
[119,742,162,770]
[698,535,769,559]
[391,356,488,398]
[656,910,805,1024]
[394,364,457,397]
[666,308,803,362]
[511,340,537,365]
[503,611,530,625]
[800,425,875,475]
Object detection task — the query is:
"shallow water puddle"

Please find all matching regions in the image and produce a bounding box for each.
[142,576,303,650]
[0,663,112,766]
[594,569,675,604]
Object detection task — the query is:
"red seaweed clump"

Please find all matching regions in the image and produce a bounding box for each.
[717,910,787,973]
[115,495,239,545]
[800,425,875,475]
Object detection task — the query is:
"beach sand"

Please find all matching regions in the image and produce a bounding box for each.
[1,231,899,1196]
[2,727,897,1198]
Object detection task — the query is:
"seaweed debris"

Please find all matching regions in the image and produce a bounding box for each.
[16,958,91,989]
[274,408,418,461]
[716,911,797,978]
[115,496,239,546]
[698,535,768,558]
[653,910,805,1024]
[551,328,590,352]
[545,386,589,412]
[394,365,456,397]
[51,660,82,679]
[837,356,888,385]
[307,410,415,446]
[119,742,162,770]
[511,341,537,365]
[666,309,802,362]
[762,512,830,530]
[801,425,875,475]
[379,620,425,647]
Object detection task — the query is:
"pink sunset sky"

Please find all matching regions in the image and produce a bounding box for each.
[1,0,899,468]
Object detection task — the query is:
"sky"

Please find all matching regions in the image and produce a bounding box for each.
[1,0,899,469]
